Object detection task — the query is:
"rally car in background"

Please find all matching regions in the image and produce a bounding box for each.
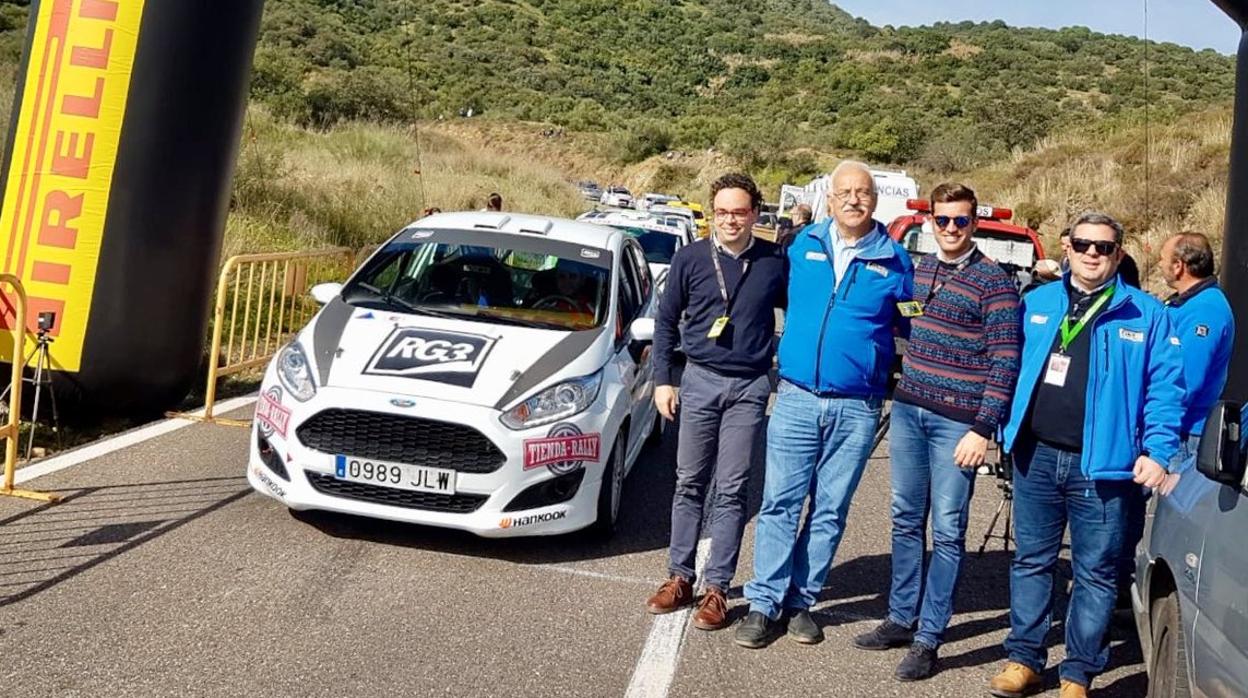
[576,208,693,294]
[248,211,662,538]
[600,186,635,209]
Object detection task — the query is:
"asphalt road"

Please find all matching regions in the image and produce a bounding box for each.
[0,401,1146,697]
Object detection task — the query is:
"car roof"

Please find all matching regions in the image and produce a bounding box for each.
[578,213,685,236]
[649,204,694,217]
[405,211,623,250]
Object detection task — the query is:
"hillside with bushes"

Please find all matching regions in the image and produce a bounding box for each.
[0,0,1236,260]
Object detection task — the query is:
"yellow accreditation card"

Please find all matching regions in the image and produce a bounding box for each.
[708,316,730,339]
[897,301,924,318]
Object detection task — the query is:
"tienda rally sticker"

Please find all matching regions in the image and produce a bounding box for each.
[255,387,292,438]
[523,423,601,475]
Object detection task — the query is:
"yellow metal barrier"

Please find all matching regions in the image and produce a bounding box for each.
[174,248,354,426]
[0,274,58,502]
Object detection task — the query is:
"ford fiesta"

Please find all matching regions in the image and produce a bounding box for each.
[247,211,662,537]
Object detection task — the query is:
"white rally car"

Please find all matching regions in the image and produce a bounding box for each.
[575,209,692,293]
[247,212,661,538]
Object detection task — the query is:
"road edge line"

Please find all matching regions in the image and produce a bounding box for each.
[15,395,258,485]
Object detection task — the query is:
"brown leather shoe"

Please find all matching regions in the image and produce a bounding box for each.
[646,576,693,614]
[692,586,729,631]
[988,661,1043,698]
[1059,680,1088,698]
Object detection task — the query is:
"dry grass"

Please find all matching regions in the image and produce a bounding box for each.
[224,108,589,258]
[953,106,1233,293]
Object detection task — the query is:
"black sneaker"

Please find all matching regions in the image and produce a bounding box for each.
[784,609,824,645]
[734,611,778,649]
[895,642,937,682]
[852,619,914,650]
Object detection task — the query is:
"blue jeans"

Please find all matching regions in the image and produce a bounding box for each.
[887,401,977,649]
[668,363,771,589]
[1005,438,1133,687]
[744,380,881,619]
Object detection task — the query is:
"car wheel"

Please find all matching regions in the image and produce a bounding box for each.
[1148,590,1193,698]
[590,428,626,539]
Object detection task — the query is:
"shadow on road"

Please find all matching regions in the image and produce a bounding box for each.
[0,476,250,608]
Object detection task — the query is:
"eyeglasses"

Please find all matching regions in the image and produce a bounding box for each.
[933,215,973,229]
[831,188,876,201]
[713,209,754,221]
[1070,238,1119,256]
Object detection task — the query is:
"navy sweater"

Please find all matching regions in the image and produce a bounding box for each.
[654,238,787,385]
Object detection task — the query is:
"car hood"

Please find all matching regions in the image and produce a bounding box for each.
[307,299,609,410]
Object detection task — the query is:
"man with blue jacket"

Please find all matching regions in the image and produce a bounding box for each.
[988,212,1185,698]
[1112,231,1236,600]
[1160,231,1235,463]
[736,160,914,649]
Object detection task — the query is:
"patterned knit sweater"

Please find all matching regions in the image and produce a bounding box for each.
[894,249,1021,437]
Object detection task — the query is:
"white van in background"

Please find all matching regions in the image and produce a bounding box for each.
[779,169,920,226]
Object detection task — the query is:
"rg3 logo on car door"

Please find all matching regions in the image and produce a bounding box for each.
[363,328,497,387]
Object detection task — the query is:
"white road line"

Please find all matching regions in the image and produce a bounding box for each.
[624,536,711,698]
[15,396,258,485]
[542,565,655,587]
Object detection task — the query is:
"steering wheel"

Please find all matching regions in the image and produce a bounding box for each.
[532,295,583,311]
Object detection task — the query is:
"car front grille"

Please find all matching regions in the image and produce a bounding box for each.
[304,472,489,514]
[295,409,506,474]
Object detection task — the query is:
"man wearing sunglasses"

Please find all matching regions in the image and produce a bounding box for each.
[852,183,1020,681]
[989,212,1184,698]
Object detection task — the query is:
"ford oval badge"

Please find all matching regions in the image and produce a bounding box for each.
[389,398,416,408]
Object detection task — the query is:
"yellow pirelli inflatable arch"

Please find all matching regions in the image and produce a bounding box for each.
[0,0,265,414]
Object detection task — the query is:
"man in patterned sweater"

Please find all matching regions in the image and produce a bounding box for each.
[853,183,1021,681]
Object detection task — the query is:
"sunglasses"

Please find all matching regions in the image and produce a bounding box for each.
[1070,238,1119,256]
[933,215,973,229]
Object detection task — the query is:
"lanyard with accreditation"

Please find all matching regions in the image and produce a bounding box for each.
[1043,284,1115,387]
[708,239,750,339]
[896,249,980,318]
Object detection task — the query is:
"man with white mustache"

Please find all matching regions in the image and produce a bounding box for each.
[737,160,914,649]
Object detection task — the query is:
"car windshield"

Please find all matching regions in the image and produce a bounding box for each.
[605,225,679,264]
[342,230,611,331]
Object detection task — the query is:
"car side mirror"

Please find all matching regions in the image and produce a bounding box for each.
[310,282,343,305]
[630,317,655,343]
[1197,400,1246,486]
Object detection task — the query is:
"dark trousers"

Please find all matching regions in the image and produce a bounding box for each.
[667,362,770,590]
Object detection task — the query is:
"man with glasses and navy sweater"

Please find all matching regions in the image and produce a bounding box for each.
[852,183,1020,682]
[646,173,787,632]
[988,212,1184,698]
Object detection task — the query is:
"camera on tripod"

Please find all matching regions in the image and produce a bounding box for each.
[36,310,55,334]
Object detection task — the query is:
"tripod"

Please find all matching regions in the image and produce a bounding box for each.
[977,452,1014,555]
[24,328,62,460]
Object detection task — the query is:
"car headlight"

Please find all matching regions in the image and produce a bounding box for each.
[277,341,316,401]
[500,371,602,430]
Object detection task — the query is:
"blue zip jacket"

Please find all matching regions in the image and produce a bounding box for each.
[1164,278,1234,438]
[778,219,913,396]
[1003,275,1186,479]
